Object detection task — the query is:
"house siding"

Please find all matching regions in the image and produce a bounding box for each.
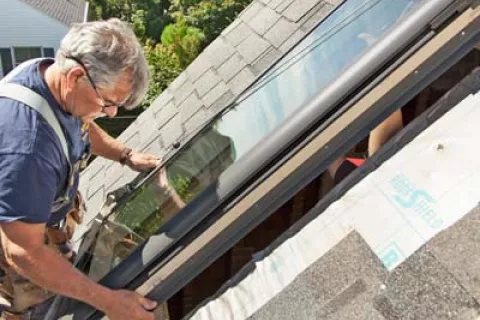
[0,0,69,59]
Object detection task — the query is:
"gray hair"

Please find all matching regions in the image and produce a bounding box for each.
[56,18,149,109]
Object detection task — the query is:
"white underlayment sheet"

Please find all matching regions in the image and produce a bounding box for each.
[189,91,480,320]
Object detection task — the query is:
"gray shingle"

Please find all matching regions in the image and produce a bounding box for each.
[85,158,106,186]
[279,29,306,53]
[194,69,222,97]
[124,131,141,147]
[141,139,166,158]
[149,88,174,114]
[299,2,333,32]
[137,129,162,152]
[155,100,178,129]
[202,81,231,108]
[283,0,324,22]
[78,168,91,199]
[21,0,86,25]
[88,169,105,198]
[317,279,387,320]
[217,53,248,83]
[120,167,139,185]
[169,71,188,92]
[264,17,299,48]
[186,54,213,83]
[373,247,480,320]
[184,108,213,134]
[326,0,344,6]
[225,22,254,47]
[105,166,137,193]
[103,163,125,190]
[222,18,242,36]
[179,92,204,122]
[172,78,196,105]
[275,0,296,13]
[105,175,123,193]
[85,187,105,221]
[117,121,140,144]
[240,2,266,23]
[136,108,158,131]
[252,46,282,75]
[209,91,235,114]
[427,207,480,303]
[227,67,256,95]
[267,0,288,10]
[160,115,184,147]
[204,37,236,69]
[236,33,271,64]
[250,231,388,320]
[248,6,281,35]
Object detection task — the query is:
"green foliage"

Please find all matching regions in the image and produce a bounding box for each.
[171,0,252,43]
[142,40,182,107]
[161,19,205,68]
[169,175,195,202]
[87,0,172,43]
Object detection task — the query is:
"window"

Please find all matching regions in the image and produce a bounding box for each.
[0,48,13,77]
[13,47,42,65]
[79,0,430,282]
[43,48,55,58]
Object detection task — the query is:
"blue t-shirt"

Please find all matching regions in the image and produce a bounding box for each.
[0,59,87,226]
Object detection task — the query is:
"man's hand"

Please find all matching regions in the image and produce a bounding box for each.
[127,151,161,172]
[102,290,157,320]
[0,222,155,319]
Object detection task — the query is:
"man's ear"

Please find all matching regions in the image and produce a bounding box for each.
[65,67,85,92]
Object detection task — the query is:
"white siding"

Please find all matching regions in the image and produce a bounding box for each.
[0,0,69,49]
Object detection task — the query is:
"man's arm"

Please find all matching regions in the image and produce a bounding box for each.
[89,121,127,162]
[368,109,403,156]
[0,221,156,319]
[89,121,160,171]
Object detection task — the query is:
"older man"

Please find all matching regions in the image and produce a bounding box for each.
[0,19,158,319]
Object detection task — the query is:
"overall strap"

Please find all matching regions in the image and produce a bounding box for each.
[0,83,74,200]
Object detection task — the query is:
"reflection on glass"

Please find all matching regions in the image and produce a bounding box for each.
[79,0,429,280]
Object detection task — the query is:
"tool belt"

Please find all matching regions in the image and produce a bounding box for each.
[0,192,85,319]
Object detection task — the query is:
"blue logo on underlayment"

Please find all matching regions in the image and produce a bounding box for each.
[390,174,443,229]
[379,243,404,270]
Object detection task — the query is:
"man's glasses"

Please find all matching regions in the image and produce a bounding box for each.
[65,56,125,111]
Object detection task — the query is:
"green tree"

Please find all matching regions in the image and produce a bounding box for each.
[142,40,182,105]
[171,0,252,43]
[88,0,172,43]
[161,18,205,68]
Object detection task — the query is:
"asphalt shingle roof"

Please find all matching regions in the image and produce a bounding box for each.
[20,0,87,26]
[250,206,480,320]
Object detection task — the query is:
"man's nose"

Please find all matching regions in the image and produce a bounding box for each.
[104,106,118,118]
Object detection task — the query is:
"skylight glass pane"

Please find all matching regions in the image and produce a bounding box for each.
[81,0,430,281]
